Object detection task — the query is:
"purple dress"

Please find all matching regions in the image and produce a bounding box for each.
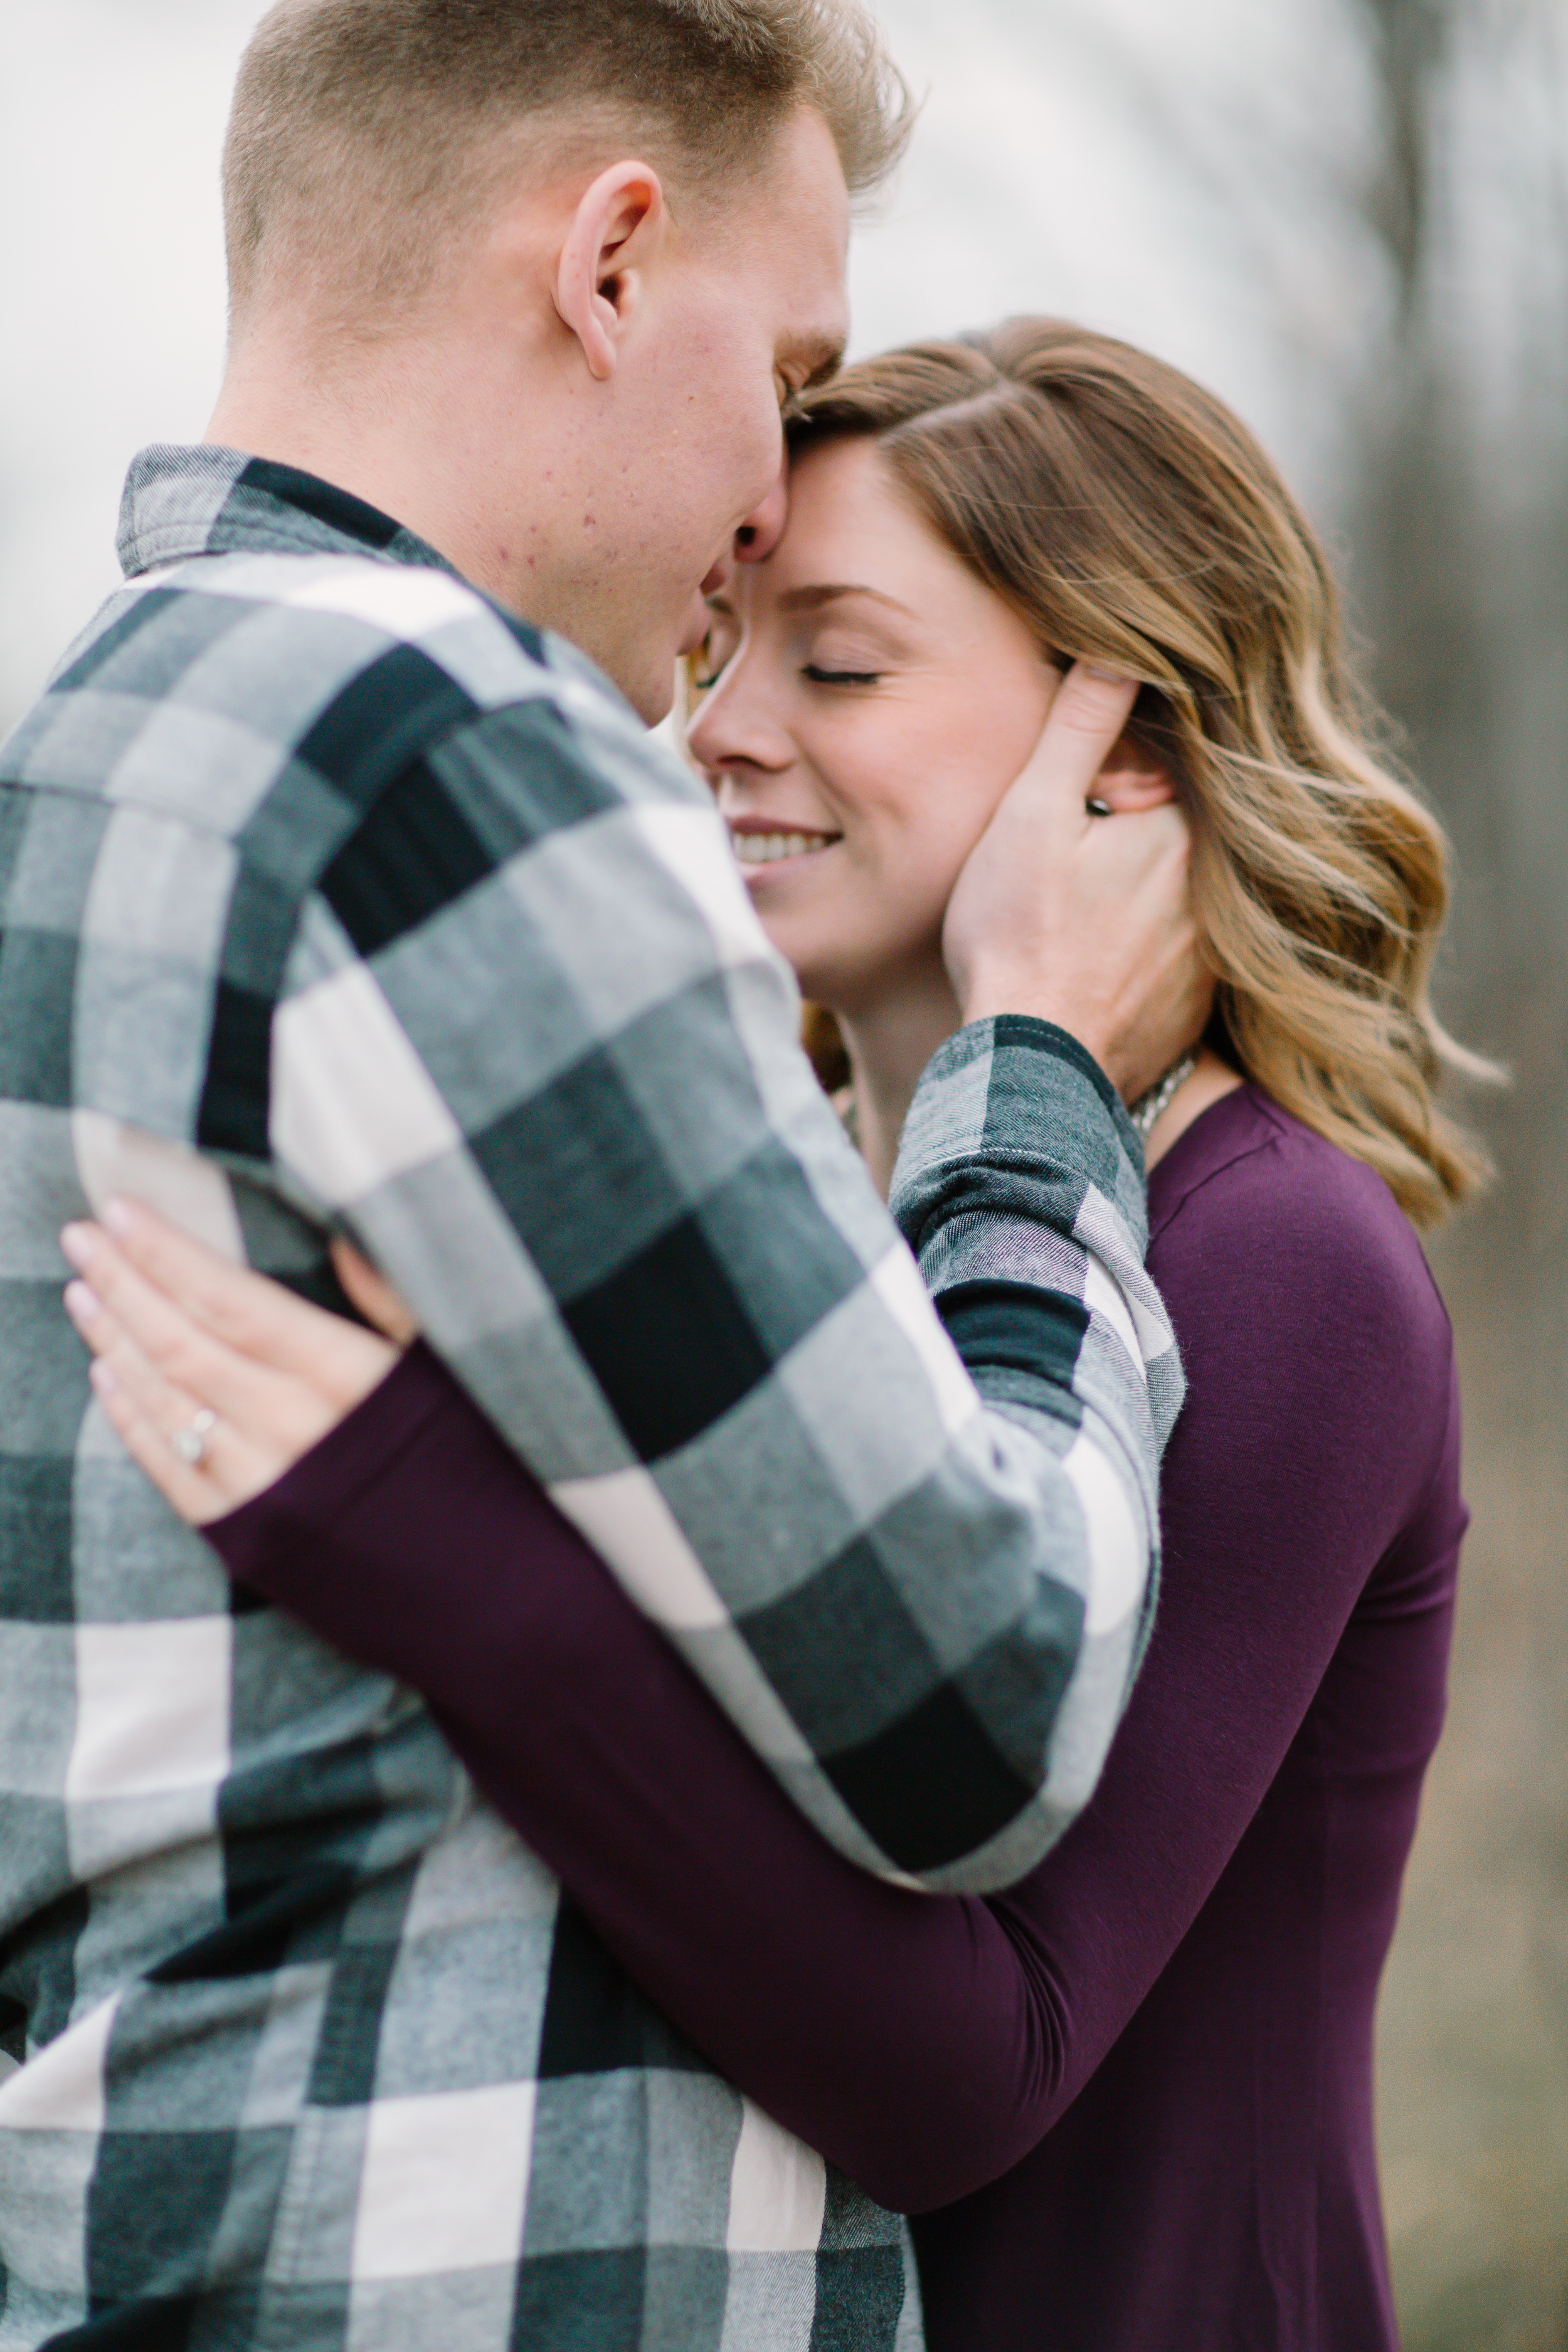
[211,1087,1465,2349]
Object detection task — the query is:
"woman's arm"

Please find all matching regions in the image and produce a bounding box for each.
[206,1340,1061,2209]
[194,1110,1462,2212]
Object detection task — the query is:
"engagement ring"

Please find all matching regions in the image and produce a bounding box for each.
[173,1409,218,1467]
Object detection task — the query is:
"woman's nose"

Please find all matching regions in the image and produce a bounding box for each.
[687,670,792,778]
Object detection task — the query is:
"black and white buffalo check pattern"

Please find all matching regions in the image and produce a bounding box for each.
[0,447,1182,2349]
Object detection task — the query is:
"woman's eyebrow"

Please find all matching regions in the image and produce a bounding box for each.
[776,584,918,618]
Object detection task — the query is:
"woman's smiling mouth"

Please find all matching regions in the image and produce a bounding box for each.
[728,822,844,871]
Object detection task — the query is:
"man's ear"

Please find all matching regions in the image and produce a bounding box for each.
[1094,731,1177,813]
[554,161,666,383]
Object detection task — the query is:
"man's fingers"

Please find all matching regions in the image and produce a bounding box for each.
[1035,666,1140,791]
[985,665,1141,843]
[1116,798,1190,867]
[1050,664,1140,733]
[944,665,1203,1084]
[1072,800,1190,902]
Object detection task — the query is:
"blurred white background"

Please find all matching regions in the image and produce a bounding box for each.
[1,0,1394,729]
[3,5,1566,2345]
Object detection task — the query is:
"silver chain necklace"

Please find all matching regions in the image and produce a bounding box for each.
[1128,1051,1197,1142]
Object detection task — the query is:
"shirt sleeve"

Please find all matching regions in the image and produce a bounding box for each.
[260,645,1180,1893]
[208,1107,1463,2213]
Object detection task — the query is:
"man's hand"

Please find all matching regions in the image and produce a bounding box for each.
[943,664,1209,1102]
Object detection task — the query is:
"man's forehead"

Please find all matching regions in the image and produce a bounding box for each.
[738,107,850,290]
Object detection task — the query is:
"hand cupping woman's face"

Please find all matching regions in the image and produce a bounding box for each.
[687,437,1063,1020]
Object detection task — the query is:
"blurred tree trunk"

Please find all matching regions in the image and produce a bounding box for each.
[1351,0,1490,959]
[1347,0,1568,1324]
[1345,9,1568,2348]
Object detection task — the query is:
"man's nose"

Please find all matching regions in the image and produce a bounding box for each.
[701,466,790,598]
[734,467,790,564]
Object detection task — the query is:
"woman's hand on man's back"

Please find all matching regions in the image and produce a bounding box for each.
[60,1204,405,1525]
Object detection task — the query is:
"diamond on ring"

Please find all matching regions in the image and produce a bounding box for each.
[173,1409,218,1467]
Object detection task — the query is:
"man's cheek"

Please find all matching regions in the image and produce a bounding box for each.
[676,591,711,658]
[723,390,786,520]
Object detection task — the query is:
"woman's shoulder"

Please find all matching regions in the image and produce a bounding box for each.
[1147,1084,1453,1367]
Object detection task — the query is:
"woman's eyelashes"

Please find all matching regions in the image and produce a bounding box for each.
[798,633,894,688]
[691,644,884,694]
[689,606,899,696]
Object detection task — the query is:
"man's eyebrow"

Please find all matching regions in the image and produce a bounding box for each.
[776,583,918,618]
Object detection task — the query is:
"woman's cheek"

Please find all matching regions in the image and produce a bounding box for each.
[897,781,1000,925]
[855,835,961,968]
[768,866,916,1005]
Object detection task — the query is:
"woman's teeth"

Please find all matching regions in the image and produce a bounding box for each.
[731,831,840,866]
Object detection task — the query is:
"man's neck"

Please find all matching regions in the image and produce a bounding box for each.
[204,327,648,711]
[835,963,964,1201]
[207,352,478,581]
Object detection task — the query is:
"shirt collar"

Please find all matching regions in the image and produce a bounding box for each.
[118,445,463,582]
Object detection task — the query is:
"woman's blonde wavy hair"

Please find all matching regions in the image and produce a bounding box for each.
[785,319,1495,1224]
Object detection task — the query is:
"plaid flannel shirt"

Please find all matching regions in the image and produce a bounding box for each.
[0,447,1182,2351]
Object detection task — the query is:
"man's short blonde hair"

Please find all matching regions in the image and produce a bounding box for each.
[224,0,912,327]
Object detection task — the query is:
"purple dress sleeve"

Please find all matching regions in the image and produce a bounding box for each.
[208,1089,1464,2218]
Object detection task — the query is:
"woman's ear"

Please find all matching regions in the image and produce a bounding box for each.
[554,160,665,383]
[1094,732,1177,812]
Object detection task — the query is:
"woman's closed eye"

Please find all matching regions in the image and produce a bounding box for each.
[798,631,895,689]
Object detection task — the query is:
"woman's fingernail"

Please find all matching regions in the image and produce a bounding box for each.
[89,1359,120,1398]
[61,1223,97,1271]
[1082,663,1131,684]
[64,1281,101,1326]
[104,1199,134,1239]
